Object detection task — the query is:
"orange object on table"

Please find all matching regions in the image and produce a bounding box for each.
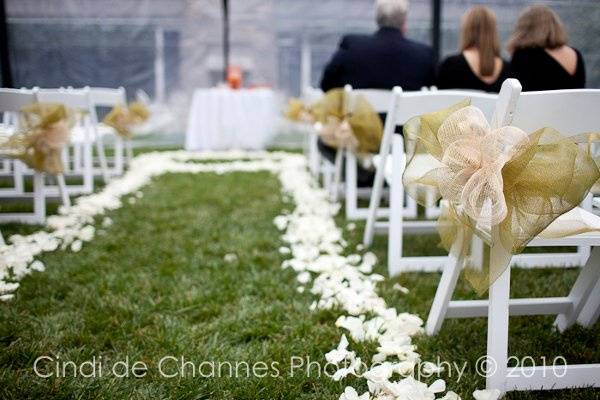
[227,66,242,89]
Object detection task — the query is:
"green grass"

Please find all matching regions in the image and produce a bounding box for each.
[0,161,598,399]
[341,218,600,399]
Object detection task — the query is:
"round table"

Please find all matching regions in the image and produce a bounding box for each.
[185,88,277,151]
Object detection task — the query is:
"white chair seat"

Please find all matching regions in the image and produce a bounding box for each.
[96,123,117,137]
[0,124,15,137]
[70,125,95,144]
[531,207,600,246]
[70,124,116,144]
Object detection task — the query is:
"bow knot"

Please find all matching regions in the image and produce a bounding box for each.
[432,106,529,231]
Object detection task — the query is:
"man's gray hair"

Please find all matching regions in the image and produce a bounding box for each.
[375,0,409,30]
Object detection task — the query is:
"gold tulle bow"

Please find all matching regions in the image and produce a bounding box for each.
[289,89,383,154]
[404,100,600,294]
[284,98,314,123]
[103,101,150,139]
[0,103,74,174]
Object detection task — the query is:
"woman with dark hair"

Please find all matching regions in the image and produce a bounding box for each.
[508,5,585,91]
[436,6,509,93]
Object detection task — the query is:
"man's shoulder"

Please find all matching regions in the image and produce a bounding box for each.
[339,33,372,49]
[401,38,434,58]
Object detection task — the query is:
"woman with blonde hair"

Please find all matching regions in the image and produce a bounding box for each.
[436,6,509,92]
[508,5,585,91]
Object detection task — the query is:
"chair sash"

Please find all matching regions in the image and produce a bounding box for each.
[103,101,150,139]
[285,89,383,155]
[0,103,74,174]
[403,99,600,294]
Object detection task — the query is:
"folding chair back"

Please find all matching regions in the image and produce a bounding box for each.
[0,88,37,129]
[512,89,600,267]
[394,90,497,124]
[347,88,392,113]
[513,89,600,136]
[36,88,93,111]
[364,88,500,275]
[35,88,95,194]
[339,87,395,219]
[88,87,127,109]
[0,88,37,113]
[0,89,38,198]
[86,87,130,177]
[0,89,49,223]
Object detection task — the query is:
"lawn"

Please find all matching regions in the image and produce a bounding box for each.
[0,153,598,399]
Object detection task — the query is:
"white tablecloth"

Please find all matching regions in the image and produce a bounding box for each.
[185,88,277,151]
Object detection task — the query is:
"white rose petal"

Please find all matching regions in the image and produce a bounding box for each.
[29,260,45,272]
[473,389,502,400]
[440,391,461,400]
[392,283,410,294]
[71,240,83,252]
[224,253,237,263]
[428,379,446,393]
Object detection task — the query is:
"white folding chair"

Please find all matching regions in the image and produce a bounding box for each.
[0,88,35,198]
[0,88,70,223]
[328,85,353,202]
[340,87,394,220]
[87,86,128,178]
[36,88,95,196]
[362,88,498,274]
[312,89,347,196]
[425,80,600,395]
[300,87,324,178]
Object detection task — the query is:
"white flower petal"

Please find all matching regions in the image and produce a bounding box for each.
[473,389,502,400]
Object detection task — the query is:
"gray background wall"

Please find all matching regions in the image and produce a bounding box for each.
[5,0,600,99]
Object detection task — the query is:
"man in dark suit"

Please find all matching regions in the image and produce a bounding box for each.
[319,0,435,186]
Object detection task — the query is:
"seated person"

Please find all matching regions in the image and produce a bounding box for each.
[318,0,435,186]
[508,5,585,91]
[437,6,509,93]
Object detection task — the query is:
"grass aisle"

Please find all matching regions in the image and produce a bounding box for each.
[0,162,598,399]
[0,171,346,399]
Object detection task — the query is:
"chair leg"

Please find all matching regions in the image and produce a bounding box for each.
[345,150,358,219]
[308,131,319,177]
[82,121,94,194]
[331,149,343,202]
[126,139,134,166]
[114,137,124,176]
[95,135,110,183]
[576,194,592,265]
[426,230,466,336]
[314,150,322,182]
[83,140,93,193]
[56,173,71,208]
[486,265,511,394]
[323,163,332,191]
[32,172,46,224]
[13,160,24,194]
[577,278,600,327]
[555,246,600,332]
[364,138,395,247]
[387,134,405,276]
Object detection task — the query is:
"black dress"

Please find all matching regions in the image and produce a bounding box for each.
[510,47,586,91]
[436,53,510,93]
